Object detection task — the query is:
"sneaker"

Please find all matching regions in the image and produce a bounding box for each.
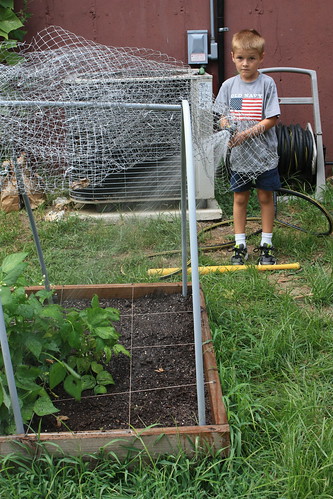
[230,244,248,265]
[256,243,276,265]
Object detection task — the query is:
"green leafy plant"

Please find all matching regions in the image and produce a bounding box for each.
[0,252,129,434]
[0,0,30,65]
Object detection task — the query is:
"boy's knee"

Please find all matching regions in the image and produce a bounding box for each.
[257,189,273,205]
[234,195,248,209]
[234,191,249,201]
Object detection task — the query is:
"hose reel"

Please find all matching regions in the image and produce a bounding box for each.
[276,123,317,185]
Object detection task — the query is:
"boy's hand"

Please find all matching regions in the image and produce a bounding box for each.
[228,130,247,147]
[228,123,265,148]
[227,116,278,148]
[219,117,230,128]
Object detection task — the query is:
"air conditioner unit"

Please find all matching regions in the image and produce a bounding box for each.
[65,70,219,218]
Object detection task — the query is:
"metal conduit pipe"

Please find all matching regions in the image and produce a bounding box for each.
[210,0,216,44]
[0,100,181,111]
[217,0,226,86]
[0,300,24,434]
[181,100,206,426]
[208,0,218,60]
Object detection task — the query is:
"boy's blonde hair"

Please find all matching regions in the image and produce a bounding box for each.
[232,29,265,55]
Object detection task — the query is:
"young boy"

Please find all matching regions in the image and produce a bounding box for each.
[215,29,281,265]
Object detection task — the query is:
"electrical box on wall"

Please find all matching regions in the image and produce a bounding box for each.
[187,30,208,65]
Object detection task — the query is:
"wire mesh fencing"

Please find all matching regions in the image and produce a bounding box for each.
[0,26,279,205]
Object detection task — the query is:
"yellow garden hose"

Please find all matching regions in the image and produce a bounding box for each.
[148,262,301,276]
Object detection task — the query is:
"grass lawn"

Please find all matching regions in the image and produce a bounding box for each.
[0,184,332,498]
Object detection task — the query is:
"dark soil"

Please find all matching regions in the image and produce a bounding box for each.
[32,293,212,433]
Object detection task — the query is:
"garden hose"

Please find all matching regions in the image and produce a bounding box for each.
[275,187,333,236]
[150,187,332,279]
[276,124,315,184]
[148,263,301,276]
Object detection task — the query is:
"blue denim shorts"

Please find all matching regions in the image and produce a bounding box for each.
[230,167,281,192]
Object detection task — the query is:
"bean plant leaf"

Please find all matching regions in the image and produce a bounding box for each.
[75,357,91,374]
[81,374,96,390]
[16,365,40,381]
[91,361,103,374]
[64,326,81,349]
[1,384,10,409]
[94,385,107,395]
[15,378,41,392]
[35,289,54,305]
[24,336,43,359]
[0,379,15,409]
[44,340,60,353]
[12,286,27,300]
[104,307,120,321]
[15,365,41,392]
[1,252,28,273]
[113,344,131,357]
[91,295,100,308]
[83,307,109,328]
[104,345,112,363]
[64,375,82,401]
[33,395,59,416]
[96,370,114,386]
[95,338,105,353]
[16,304,35,319]
[2,263,28,286]
[49,362,67,389]
[21,403,35,422]
[0,286,12,306]
[95,326,118,340]
[39,305,63,321]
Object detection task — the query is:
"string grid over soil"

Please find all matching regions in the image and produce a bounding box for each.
[33,293,212,433]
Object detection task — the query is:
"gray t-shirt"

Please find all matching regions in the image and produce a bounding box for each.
[214,73,280,175]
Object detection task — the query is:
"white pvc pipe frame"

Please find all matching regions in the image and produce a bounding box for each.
[0,98,206,429]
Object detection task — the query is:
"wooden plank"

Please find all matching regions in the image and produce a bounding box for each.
[200,290,228,425]
[0,425,229,458]
[25,282,186,301]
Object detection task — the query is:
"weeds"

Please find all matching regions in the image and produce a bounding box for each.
[303,263,333,305]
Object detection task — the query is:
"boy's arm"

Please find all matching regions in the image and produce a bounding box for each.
[229,116,278,147]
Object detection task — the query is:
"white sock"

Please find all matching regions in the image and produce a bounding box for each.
[260,232,273,246]
[235,233,246,247]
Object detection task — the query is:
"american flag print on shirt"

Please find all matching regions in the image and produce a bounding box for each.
[230,97,263,121]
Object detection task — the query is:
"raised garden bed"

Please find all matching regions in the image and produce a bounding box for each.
[0,283,229,458]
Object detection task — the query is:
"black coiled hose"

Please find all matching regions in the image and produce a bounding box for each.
[276,123,315,184]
